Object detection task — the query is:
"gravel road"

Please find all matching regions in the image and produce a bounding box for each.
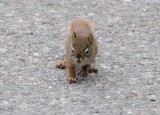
[0,0,160,114]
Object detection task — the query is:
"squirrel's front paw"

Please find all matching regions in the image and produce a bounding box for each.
[77,69,88,76]
[87,66,98,73]
[67,77,77,84]
[56,61,66,69]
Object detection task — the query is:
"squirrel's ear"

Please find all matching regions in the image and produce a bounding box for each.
[72,31,76,40]
[88,33,93,44]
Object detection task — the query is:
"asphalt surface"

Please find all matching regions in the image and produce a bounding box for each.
[0,0,160,114]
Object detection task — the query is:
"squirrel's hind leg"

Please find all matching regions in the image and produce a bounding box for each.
[87,65,98,73]
[56,60,66,69]
[78,64,98,76]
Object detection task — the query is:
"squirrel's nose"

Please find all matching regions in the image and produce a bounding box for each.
[76,54,82,63]
[77,58,81,63]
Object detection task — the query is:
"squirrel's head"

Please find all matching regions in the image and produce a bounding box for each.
[71,31,93,63]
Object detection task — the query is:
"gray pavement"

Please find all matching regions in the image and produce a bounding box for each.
[0,0,160,114]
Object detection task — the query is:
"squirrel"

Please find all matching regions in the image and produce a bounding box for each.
[56,19,98,84]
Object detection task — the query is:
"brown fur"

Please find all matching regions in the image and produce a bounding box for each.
[56,19,98,84]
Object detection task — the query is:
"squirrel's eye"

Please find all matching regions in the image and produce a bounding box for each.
[85,48,89,55]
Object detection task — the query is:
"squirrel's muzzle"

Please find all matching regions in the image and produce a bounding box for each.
[76,54,82,63]
[77,58,81,63]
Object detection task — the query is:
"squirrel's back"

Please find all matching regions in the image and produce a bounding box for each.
[68,19,95,34]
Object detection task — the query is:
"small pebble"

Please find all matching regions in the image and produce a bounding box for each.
[33,52,39,57]
[2,100,9,105]
[99,64,108,69]
[148,95,157,101]
[0,48,7,53]
[123,0,132,2]
[43,46,50,53]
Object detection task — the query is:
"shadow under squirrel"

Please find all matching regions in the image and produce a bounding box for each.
[56,19,98,84]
